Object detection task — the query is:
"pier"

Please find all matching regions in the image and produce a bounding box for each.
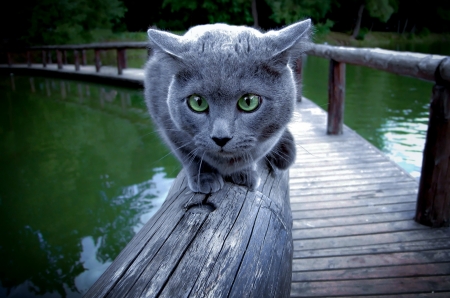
[1,42,450,297]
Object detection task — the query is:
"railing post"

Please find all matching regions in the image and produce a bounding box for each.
[94,49,101,72]
[415,59,450,227]
[6,52,12,67]
[74,50,80,71]
[26,51,32,67]
[47,51,52,64]
[327,59,346,135]
[82,49,87,65]
[295,56,303,102]
[42,50,47,68]
[56,49,63,69]
[117,49,127,75]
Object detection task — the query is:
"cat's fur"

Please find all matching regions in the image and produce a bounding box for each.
[144,19,311,193]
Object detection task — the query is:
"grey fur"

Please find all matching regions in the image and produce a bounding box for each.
[144,20,311,193]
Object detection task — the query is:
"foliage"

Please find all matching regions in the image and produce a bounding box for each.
[2,0,126,45]
[355,27,369,40]
[365,0,398,23]
[159,0,253,29]
[265,0,333,25]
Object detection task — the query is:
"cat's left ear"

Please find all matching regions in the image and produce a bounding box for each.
[147,29,185,59]
[264,19,311,58]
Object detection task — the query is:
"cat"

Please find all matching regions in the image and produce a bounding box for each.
[144,19,311,193]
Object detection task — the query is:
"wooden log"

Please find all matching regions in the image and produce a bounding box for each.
[56,49,63,69]
[26,51,32,67]
[85,168,292,297]
[74,50,80,71]
[42,50,47,68]
[416,63,450,227]
[327,59,346,135]
[94,49,101,72]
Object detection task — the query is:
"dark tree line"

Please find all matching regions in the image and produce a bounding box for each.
[1,0,449,46]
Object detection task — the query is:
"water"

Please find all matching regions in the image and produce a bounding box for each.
[0,75,180,297]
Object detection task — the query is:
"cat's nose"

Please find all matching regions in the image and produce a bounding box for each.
[212,137,232,147]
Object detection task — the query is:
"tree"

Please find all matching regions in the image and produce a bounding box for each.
[351,0,398,38]
[159,0,253,30]
[265,0,333,25]
[9,0,126,45]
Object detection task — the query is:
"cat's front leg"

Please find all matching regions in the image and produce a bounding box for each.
[184,160,224,194]
[227,167,260,191]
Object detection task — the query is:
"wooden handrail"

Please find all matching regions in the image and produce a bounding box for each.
[2,42,149,75]
[306,44,450,83]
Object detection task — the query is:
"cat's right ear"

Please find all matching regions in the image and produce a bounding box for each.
[147,29,185,59]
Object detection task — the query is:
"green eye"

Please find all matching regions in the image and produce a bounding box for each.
[238,94,261,112]
[188,94,208,112]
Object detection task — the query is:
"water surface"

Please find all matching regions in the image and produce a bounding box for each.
[0,75,179,297]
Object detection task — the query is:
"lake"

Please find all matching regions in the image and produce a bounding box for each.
[0,40,448,297]
[0,76,179,297]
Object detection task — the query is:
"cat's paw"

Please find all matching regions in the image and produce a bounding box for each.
[228,169,260,191]
[266,129,296,170]
[187,172,224,194]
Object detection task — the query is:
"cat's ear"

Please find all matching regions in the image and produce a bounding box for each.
[147,29,185,59]
[264,19,311,58]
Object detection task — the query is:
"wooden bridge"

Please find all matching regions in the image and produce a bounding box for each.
[2,42,450,297]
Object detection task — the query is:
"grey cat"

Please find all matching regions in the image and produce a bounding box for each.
[144,19,311,193]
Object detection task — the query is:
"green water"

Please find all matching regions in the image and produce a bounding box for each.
[0,76,180,297]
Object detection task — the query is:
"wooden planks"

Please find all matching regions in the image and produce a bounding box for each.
[289,98,450,297]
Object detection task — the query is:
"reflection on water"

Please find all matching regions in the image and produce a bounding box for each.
[0,75,179,297]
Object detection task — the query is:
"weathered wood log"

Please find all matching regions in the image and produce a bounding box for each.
[327,59,346,135]
[85,168,292,297]
[307,44,450,83]
[416,61,450,227]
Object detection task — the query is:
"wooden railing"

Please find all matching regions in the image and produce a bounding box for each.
[302,45,450,228]
[2,42,449,228]
[3,42,148,75]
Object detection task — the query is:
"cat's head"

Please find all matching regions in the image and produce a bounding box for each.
[147,20,311,172]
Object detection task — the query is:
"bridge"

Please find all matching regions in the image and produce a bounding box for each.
[2,42,450,297]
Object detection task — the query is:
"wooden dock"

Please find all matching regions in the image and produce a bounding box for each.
[288,99,450,297]
[2,46,450,296]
